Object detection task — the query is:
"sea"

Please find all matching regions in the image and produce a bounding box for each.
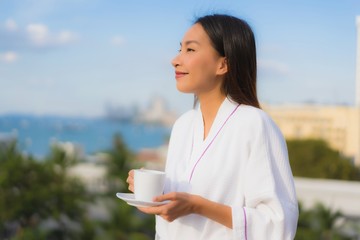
[0,114,172,159]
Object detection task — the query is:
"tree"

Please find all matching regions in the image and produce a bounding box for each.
[0,135,157,240]
[296,202,352,240]
[287,139,360,181]
[0,142,95,239]
[100,133,156,239]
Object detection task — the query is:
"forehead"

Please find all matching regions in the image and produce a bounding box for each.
[181,23,211,45]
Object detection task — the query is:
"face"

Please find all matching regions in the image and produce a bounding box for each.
[171,23,227,97]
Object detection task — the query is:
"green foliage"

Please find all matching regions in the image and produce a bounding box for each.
[106,133,136,191]
[97,199,155,240]
[295,202,352,240]
[0,135,155,240]
[100,133,155,239]
[287,139,360,181]
[5,135,359,239]
[0,142,94,239]
[0,134,155,239]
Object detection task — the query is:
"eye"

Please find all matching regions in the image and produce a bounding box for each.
[186,48,195,52]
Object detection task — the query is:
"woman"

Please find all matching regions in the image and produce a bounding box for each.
[127,14,298,239]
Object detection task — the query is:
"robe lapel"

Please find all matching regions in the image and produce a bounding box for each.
[186,98,238,182]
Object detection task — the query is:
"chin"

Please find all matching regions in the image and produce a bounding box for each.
[176,88,194,94]
[175,84,193,94]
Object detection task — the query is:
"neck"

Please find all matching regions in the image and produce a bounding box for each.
[198,91,226,139]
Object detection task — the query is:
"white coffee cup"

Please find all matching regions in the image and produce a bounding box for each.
[134,169,166,202]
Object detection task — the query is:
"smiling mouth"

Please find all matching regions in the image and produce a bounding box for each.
[175,71,188,78]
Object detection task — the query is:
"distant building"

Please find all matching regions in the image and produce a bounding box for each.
[68,161,108,193]
[263,16,360,166]
[264,104,360,166]
[136,96,178,127]
[135,145,168,170]
[50,140,85,160]
[104,103,138,122]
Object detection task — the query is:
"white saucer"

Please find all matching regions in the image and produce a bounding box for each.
[116,193,169,208]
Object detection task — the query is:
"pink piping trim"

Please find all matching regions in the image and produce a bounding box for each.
[243,207,248,240]
[188,104,240,182]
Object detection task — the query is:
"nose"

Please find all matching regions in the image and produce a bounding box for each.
[171,54,180,68]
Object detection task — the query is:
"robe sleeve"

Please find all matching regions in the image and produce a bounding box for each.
[232,111,299,240]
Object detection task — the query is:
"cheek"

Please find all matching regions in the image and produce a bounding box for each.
[197,60,218,81]
[190,57,215,75]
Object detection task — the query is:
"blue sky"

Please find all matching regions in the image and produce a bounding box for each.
[0,0,359,117]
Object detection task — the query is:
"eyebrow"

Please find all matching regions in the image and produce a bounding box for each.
[180,40,200,46]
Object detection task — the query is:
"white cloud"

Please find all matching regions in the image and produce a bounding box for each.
[16,22,79,48]
[27,23,49,46]
[1,17,80,52]
[111,36,125,46]
[5,19,18,31]
[0,51,18,63]
[57,30,78,44]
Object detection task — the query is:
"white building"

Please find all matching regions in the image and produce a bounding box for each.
[136,96,178,127]
[263,16,360,166]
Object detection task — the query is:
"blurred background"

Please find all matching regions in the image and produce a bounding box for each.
[1,0,360,239]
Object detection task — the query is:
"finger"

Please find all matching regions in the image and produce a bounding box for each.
[128,170,134,181]
[126,170,134,183]
[126,176,133,184]
[153,192,177,202]
[138,205,164,215]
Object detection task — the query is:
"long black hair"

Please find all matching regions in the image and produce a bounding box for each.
[195,14,260,108]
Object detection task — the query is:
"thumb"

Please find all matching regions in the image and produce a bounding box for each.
[153,193,170,202]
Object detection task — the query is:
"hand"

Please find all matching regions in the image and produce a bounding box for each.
[126,170,134,192]
[138,192,199,222]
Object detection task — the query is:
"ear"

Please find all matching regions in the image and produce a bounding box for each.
[216,57,228,76]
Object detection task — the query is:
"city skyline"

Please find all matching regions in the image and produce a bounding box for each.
[0,0,359,117]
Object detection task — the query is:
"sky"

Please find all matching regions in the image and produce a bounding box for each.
[0,0,359,117]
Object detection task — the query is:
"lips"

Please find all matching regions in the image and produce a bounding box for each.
[175,71,188,78]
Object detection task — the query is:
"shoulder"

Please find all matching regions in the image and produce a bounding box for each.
[234,105,283,136]
[171,109,197,131]
[235,105,272,125]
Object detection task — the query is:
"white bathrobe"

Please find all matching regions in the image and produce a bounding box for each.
[155,97,298,240]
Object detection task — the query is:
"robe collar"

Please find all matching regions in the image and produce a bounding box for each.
[194,96,238,147]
